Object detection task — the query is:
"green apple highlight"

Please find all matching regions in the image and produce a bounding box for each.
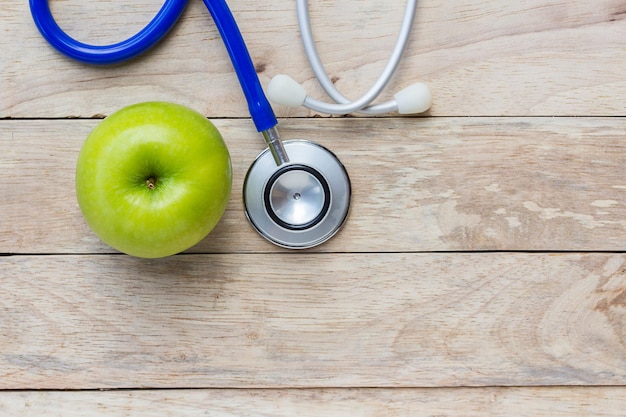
[76,102,232,258]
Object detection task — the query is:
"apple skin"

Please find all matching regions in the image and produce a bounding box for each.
[76,101,232,258]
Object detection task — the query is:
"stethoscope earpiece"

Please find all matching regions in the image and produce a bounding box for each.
[267,75,308,108]
[244,140,350,249]
[268,74,432,115]
[394,82,433,115]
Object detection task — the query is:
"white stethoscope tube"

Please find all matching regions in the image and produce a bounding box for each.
[268,0,432,116]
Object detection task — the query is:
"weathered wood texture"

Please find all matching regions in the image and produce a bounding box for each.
[2,117,625,254]
[2,0,626,118]
[1,253,625,389]
[1,0,625,414]
[2,387,626,417]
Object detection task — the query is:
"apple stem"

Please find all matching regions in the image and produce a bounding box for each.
[146,177,157,190]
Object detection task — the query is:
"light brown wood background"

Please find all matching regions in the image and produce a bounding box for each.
[1,0,625,415]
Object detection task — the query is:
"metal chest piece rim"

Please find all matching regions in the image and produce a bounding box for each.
[243,140,351,249]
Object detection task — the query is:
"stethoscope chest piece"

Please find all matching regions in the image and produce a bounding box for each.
[244,140,351,249]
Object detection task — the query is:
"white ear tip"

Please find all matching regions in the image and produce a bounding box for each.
[267,75,307,107]
[394,82,432,114]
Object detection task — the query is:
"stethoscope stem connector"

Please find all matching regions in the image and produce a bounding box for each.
[261,127,290,166]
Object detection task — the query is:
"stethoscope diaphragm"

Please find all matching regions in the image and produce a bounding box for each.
[243,140,351,249]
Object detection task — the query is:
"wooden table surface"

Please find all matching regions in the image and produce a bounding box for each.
[2,0,625,415]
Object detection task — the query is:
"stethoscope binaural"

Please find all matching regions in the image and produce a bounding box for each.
[29,0,431,249]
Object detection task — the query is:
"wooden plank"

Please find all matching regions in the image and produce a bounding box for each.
[5,1,626,414]
[1,252,624,389]
[1,117,625,254]
[1,387,626,416]
[3,0,626,117]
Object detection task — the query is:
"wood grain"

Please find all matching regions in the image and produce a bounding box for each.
[1,117,624,254]
[2,387,626,417]
[2,0,626,117]
[1,253,624,389]
[1,0,625,413]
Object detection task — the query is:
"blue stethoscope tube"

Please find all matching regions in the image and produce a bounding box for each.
[29,0,277,133]
[199,0,277,132]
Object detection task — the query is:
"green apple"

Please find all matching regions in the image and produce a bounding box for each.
[76,101,232,258]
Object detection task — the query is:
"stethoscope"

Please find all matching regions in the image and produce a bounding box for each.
[29,0,431,249]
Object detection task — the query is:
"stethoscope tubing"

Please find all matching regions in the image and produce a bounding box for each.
[200,0,277,132]
[296,0,417,115]
[29,0,277,133]
[29,0,188,65]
